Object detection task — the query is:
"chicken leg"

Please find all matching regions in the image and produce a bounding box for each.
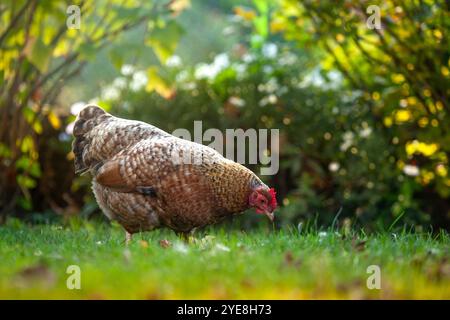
[125,231,132,246]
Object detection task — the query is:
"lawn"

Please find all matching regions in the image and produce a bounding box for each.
[0,219,449,299]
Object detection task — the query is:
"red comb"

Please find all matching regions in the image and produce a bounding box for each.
[269,188,277,209]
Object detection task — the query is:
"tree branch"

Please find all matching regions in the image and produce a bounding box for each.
[0,1,32,46]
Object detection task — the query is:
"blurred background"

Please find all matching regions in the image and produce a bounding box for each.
[0,0,449,231]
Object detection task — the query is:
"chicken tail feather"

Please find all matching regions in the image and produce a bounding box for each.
[72,105,109,174]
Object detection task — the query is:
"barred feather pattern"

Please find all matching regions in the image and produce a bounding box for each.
[72,105,266,234]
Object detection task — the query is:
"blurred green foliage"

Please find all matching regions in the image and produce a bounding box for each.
[0,0,449,230]
[272,0,450,228]
[0,0,185,217]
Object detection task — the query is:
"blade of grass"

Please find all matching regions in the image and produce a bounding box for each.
[388,210,405,232]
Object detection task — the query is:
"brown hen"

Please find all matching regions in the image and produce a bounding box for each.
[72,105,276,242]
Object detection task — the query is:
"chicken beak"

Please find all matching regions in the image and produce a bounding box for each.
[264,210,275,222]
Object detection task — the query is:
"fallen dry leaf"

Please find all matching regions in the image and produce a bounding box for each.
[139,240,149,249]
[16,262,56,287]
[283,251,302,268]
[351,238,367,252]
[159,239,172,248]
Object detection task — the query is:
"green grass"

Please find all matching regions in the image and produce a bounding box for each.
[0,219,449,299]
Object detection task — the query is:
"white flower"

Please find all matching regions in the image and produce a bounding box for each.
[242,53,255,63]
[259,94,277,107]
[360,127,372,138]
[329,162,340,172]
[166,55,182,68]
[213,53,229,70]
[229,96,245,107]
[222,26,235,36]
[234,63,247,79]
[259,78,279,93]
[130,70,148,92]
[262,43,278,58]
[112,77,127,90]
[403,164,419,176]
[268,94,277,104]
[195,63,215,80]
[194,54,229,80]
[65,122,74,135]
[299,68,326,88]
[70,101,86,116]
[279,52,297,66]
[328,70,340,80]
[340,141,352,152]
[101,85,120,100]
[340,131,355,151]
[121,64,135,76]
[343,131,355,141]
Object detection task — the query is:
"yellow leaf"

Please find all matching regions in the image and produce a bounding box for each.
[67,29,78,38]
[433,29,443,40]
[372,92,380,100]
[33,121,43,134]
[421,170,435,184]
[405,140,439,157]
[270,19,286,33]
[391,73,405,84]
[168,0,191,16]
[428,101,437,114]
[336,33,345,43]
[146,67,175,99]
[418,117,429,128]
[436,164,448,177]
[139,240,149,249]
[147,21,183,63]
[405,142,415,156]
[407,97,417,106]
[20,136,35,153]
[383,116,393,127]
[234,6,256,21]
[48,111,61,130]
[54,41,69,57]
[395,110,411,123]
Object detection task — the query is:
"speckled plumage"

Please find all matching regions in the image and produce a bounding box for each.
[72,105,267,235]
